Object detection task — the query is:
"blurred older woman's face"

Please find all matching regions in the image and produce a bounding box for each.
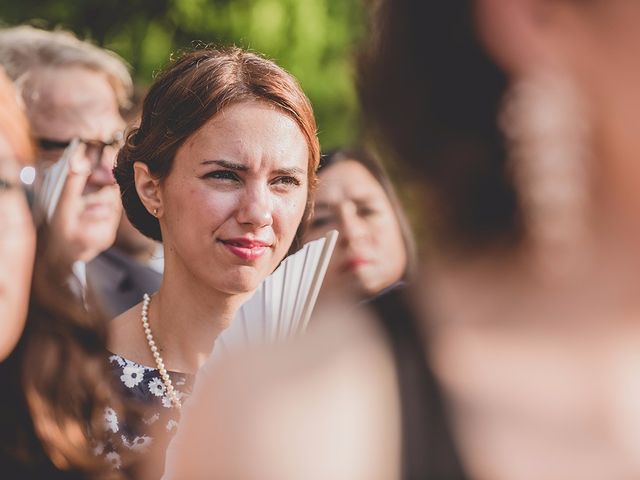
[0,134,36,360]
[304,160,407,298]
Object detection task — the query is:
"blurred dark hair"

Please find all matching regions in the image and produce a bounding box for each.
[114,47,320,253]
[0,232,128,479]
[319,147,417,280]
[358,0,521,252]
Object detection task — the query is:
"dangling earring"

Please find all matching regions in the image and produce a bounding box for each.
[153,208,158,217]
[500,71,592,281]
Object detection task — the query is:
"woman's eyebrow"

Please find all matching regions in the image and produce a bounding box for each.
[201,159,248,171]
[353,195,381,205]
[313,202,334,211]
[200,160,305,178]
[273,166,306,177]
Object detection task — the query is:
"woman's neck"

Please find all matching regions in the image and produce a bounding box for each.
[147,266,254,374]
[422,210,640,334]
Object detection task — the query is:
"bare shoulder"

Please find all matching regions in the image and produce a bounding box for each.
[164,303,401,480]
[108,302,149,363]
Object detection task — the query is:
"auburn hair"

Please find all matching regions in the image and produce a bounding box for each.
[114,47,320,252]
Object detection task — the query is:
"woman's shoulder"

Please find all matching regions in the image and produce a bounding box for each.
[164,302,401,479]
[108,302,149,363]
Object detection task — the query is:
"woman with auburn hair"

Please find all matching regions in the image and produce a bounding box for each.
[0,68,127,479]
[108,47,319,473]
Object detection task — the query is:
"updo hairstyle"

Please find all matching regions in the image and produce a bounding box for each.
[114,47,320,245]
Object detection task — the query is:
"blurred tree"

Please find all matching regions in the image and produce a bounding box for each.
[0,0,365,149]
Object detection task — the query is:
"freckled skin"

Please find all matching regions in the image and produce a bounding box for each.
[158,102,309,296]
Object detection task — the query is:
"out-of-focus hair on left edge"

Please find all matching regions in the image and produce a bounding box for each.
[0,66,34,164]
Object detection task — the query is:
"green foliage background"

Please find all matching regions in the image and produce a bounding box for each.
[0,0,366,150]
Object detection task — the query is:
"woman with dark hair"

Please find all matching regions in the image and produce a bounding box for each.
[357,1,640,476]
[161,1,640,479]
[303,148,415,301]
[0,68,127,479]
[107,46,319,472]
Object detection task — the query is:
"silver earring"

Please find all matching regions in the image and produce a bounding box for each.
[500,71,592,280]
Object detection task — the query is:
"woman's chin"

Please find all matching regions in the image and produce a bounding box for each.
[214,274,262,297]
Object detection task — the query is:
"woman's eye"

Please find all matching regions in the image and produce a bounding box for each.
[273,176,301,186]
[357,206,378,217]
[203,170,240,182]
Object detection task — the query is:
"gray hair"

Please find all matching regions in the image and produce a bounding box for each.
[0,25,132,108]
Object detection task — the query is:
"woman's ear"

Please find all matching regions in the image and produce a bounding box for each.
[474,0,571,75]
[133,162,163,217]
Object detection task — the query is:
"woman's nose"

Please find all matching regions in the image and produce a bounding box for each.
[236,185,274,228]
[339,208,368,247]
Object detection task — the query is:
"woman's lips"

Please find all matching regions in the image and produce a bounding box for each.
[340,257,371,272]
[220,238,271,261]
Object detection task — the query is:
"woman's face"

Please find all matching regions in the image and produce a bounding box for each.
[158,101,309,296]
[0,134,36,360]
[304,160,407,298]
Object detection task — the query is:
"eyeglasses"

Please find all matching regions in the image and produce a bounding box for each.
[37,131,124,171]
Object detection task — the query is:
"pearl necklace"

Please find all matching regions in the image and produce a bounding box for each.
[141,293,182,409]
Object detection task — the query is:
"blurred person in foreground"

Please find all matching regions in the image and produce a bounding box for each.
[0,68,126,479]
[164,1,640,479]
[303,148,414,303]
[0,25,130,293]
[107,47,319,478]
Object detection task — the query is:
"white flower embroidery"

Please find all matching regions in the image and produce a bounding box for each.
[147,377,166,397]
[105,451,121,469]
[104,407,119,433]
[161,390,185,409]
[166,419,178,432]
[120,364,145,388]
[142,412,160,425]
[109,354,126,367]
[121,434,153,452]
[93,441,105,456]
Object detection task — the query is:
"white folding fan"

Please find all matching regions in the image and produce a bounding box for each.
[34,138,78,223]
[211,229,339,358]
[163,236,339,480]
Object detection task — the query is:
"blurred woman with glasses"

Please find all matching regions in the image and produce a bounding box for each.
[0,67,128,479]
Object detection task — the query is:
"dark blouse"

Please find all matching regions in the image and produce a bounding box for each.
[371,289,468,479]
[101,354,194,476]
